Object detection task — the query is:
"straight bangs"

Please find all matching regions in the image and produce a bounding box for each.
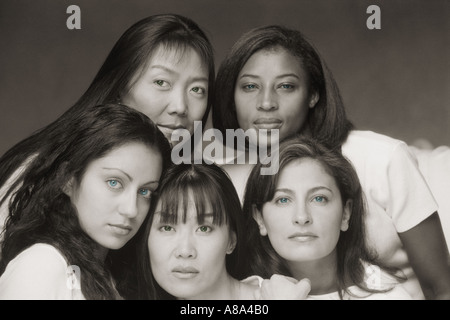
[160,38,210,72]
[156,178,228,227]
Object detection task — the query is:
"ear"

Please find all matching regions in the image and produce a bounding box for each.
[309,92,319,109]
[227,230,237,255]
[62,176,76,198]
[340,199,352,232]
[252,205,268,236]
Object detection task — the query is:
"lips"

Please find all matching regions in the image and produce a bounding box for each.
[253,118,282,130]
[158,123,186,131]
[108,223,132,236]
[288,232,317,242]
[157,124,188,142]
[172,266,199,279]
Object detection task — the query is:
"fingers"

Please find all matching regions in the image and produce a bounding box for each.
[269,274,298,284]
[295,278,311,297]
[257,275,311,300]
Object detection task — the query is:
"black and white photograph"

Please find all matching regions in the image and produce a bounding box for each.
[0,0,449,308]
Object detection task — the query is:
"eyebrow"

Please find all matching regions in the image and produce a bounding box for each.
[102,167,160,186]
[154,211,215,224]
[274,186,334,195]
[274,188,295,196]
[309,186,333,194]
[239,73,300,80]
[150,65,208,83]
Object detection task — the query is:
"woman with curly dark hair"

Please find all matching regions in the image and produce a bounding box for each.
[0,103,171,299]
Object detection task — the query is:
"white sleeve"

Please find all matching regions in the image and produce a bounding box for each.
[385,142,438,232]
[0,244,74,300]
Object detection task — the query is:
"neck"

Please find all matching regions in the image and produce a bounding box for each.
[288,250,339,295]
[182,274,245,300]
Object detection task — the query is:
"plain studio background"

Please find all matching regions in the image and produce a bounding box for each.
[0,0,448,157]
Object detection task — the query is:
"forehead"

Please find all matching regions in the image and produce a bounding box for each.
[85,142,162,178]
[149,44,207,70]
[155,188,213,216]
[277,158,338,191]
[240,46,305,75]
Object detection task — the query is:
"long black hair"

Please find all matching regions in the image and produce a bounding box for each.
[213,25,352,151]
[133,163,248,299]
[0,103,171,299]
[0,13,214,199]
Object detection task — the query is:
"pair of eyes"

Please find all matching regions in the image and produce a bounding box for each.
[154,80,206,95]
[107,179,151,199]
[158,225,213,233]
[276,195,327,204]
[240,83,296,91]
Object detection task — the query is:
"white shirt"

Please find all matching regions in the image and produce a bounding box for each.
[0,243,85,300]
[341,130,438,299]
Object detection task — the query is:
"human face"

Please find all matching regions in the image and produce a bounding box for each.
[234,47,317,146]
[148,192,235,299]
[122,46,209,146]
[67,142,163,254]
[255,158,350,264]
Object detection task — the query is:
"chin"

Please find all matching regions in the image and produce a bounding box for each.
[103,239,129,250]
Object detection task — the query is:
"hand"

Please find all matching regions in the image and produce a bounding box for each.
[254,274,311,300]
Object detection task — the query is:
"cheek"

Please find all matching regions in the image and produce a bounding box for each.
[136,200,150,222]
[317,215,342,246]
[282,99,309,130]
[123,87,166,120]
[235,107,252,130]
[148,234,168,270]
[72,182,100,216]
[187,98,208,121]
[263,214,288,246]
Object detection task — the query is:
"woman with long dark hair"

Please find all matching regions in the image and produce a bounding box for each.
[0,103,171,299]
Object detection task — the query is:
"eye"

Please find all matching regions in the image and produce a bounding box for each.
[138,188,151,199]
[242,83,258,91]
[279,83,295,90]
[197,225,212,233]
[107,179,122,189]
[190,86,206,95]
[276,197,290,205]
[312,195,327,204]
[160,225,174,232]
[154,80,170,88]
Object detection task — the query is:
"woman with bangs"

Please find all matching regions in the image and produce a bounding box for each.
[212,25,450,299]
[133,163,260,300]
[1,13,215,245]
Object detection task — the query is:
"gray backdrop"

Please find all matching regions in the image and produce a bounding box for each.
[0,0,449,156]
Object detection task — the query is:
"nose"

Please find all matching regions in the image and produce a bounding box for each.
[174,231,197,259]
[166,88,188,116]
[257,87,278,111]
[118,191,139,219]
[292,204,312,225]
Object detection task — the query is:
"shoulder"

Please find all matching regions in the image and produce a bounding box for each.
[239,275,263,299]
[3,243,68,273]
[0,243,74,299]
[360,263,413,300]
[342,130,420,172]
[342,130,408,157]
[241,275,264,287]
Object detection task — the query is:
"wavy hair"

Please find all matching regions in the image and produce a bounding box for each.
[0,103,171,299]
[242,135,404,299]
